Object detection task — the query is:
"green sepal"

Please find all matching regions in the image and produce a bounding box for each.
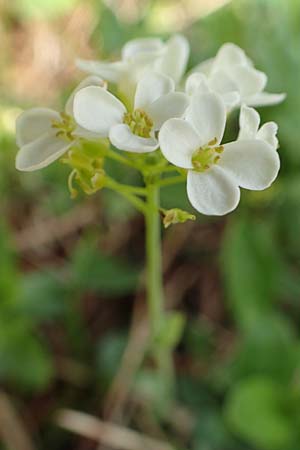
[161,207,196,228]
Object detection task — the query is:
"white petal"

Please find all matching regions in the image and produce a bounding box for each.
[185,72,210,96]
[134,71,174,109]
[76,59,126,84]
[190,58,214,77]
[109,124,159,153]
[73,125,103,141]
[159,118,201,169]
[208,70,241,110]
[245,92,286,107]
[73,86,126,136]
[213,43,251,71]
[185,73,240,111]
[147,92,190,130]
[238,105,260,140]
[122,38,164,63]
[16,108,59,147]
[186,92,226,145]
[187,166,240,216]
[222,91,241,110]
[154,34,189,84]
[257,122,279,150]
[230,65,267,97]
[209,70,239,95]
[65,75,105,116]
[220,139,280,190]
[16,132,72,171]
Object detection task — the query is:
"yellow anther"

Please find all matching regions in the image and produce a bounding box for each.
[215,145,224,154]
[123,109,153,138]
[51,112,76,141]
[192,143,224,172]
[208,137,218,146]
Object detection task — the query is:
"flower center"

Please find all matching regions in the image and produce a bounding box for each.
[123,109,153,138]
[52,112,76,141]
[192,138,224,172]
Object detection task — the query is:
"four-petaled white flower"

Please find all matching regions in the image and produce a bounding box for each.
[159,92,280,216]
[187,43,285,110]
[15,76,105,171]
[77,34,189,98]
[73,71,189,153]
[238,104,279,150]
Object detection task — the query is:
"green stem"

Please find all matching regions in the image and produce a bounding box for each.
[105,178,146,213]
[105,148,138,170]
[145,182,164,339]
[159,174,186,187]
[150,164,181,175]
[106,177,147,196]
[145,183,175,403]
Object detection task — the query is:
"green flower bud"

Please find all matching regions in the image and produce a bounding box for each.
[161,208,196,228]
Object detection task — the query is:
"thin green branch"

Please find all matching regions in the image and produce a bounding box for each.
[148,164,179,176]
[159,174,186,187]
[105,178,146,213]
[105,148,139,170]
[106,177,147,196]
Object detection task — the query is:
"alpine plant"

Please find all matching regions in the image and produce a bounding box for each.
[15,35,285,217]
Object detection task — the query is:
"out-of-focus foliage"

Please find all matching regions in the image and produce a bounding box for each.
[14,0,79,20]
[1,0,300,449]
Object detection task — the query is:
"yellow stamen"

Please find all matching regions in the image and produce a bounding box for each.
[192,139,224,172]
[51,112,76,141]
[123,109,153,138]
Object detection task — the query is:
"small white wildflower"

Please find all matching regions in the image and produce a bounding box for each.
[238,104,279,150]
[185,71,241,111]
[187,43,285,110]
[159,92,280,216]
[73,71,189,153]
[76,34,189,98]
[15,76,105,171]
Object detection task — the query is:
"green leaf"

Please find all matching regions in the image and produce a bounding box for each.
[0,222,18,302]
[95,330,127,389]
[225,377,297,450]
[184,319,215,359]
[222,215,282,329]
[18,271,67,321]
[0,319,54,391]
[193,410,244,450]
[71,237,139,296]
[229,314,299,384]
[155,312,185,350]
[135,368,174,418]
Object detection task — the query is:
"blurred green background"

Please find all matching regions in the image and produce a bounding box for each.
[1,0,300,449]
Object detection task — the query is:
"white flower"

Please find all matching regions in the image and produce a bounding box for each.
[73,71,189,153]
[76,34,189,98]
[188,43,285,110]
[185,72,241,111]
[238,104,279,150]
[15,76,105,171]
[159,92,280,216]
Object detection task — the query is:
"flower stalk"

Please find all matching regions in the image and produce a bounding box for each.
[145,181,164,340]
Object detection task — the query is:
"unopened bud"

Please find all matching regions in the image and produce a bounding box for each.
[162,208,196,228]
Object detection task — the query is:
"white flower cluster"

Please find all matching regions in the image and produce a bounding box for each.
[15,35,285,216]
